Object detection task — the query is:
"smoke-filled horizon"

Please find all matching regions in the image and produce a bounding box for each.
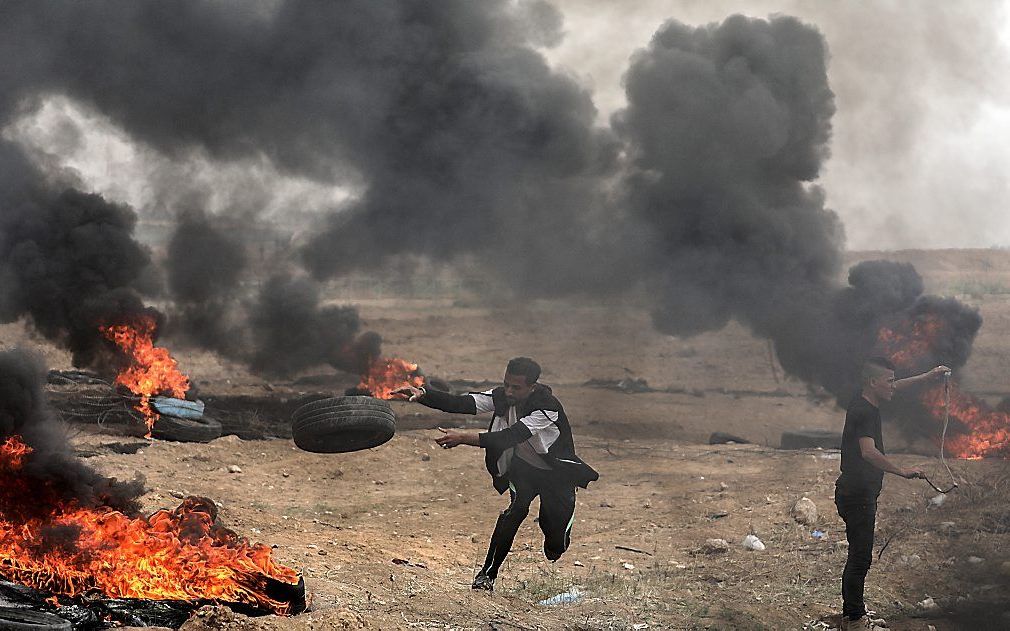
[0,1,986,392]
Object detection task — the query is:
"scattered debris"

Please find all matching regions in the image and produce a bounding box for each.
[420,453,431,461]
[917,596,939,612]
[929,494,947,507]
[621,562,635,570]
[708,511,729,520]
[538,587,583,606]
[967,556,984,565]
[573,561,584,567]
[791,497,818,525]
[708,431,750,445]
[700,539,730,554]
[391,558,427,569]
[742,534,765,551]
[615,545,653,556]
[718,482,729,491]
[811,530,825,541]
[583,378,653,393]
[227,465,242,474]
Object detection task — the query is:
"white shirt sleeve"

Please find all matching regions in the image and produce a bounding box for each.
[468,390,496,414]
[518,409,560,454]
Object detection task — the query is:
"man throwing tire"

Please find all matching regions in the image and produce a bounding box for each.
[398,357,598,591]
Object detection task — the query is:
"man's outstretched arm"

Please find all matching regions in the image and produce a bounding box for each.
[894,365,950,390]
[397,385,478,414]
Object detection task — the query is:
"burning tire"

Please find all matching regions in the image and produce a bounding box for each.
[0,608,71,631]
[291,396,396,453]
[151,413,223,443]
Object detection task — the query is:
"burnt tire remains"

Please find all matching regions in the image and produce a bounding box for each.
[151,414,223,443]
[291,396,396,453]
[779,428,842,450]
[0,607,72,631]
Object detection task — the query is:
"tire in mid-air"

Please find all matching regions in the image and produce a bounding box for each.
[291,396,396,453]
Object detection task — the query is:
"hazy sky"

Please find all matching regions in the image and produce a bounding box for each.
[547,0,1010,250]
[7,1,1010,251]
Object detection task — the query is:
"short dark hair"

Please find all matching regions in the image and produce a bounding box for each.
[506,357,541,384]
[862,356,896,383]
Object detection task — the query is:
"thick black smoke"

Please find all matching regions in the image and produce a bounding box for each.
[0,141,156,369]
[0,0,619,296]
[613,15,981,399]
[0,349,145,514]
[0,3,986,396]
[249,274,379,377]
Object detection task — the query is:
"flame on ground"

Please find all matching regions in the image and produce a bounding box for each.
[877,314,1009,459]
[358,357,423,400]
[100,313,190,434]
[0,436,300,613]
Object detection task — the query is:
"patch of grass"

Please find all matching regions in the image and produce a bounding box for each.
[948,279,1010,298]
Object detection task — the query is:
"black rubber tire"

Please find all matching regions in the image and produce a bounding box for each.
[291,396,396,453]
[0,607,72,631]
[780,429,842,450]
[151,413,223,443]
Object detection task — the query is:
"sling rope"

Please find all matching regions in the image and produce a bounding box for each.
[921,371,958,494]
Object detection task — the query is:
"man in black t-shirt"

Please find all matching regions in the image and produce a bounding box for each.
[835,357,949,630]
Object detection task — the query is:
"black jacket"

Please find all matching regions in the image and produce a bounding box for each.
[420,384,599,494]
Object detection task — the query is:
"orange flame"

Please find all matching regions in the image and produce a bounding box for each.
[100,313,190,435]
[921,383,1010,459]
[0,436,300,613]
[876,314,946,371]
[358,357,423,400]
[877,314,1010,459]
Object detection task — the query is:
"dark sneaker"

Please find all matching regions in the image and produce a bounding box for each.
[471,573,494,591]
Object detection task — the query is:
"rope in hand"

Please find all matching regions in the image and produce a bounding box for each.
[921,371,958,495]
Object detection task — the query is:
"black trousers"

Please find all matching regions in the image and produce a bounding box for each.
[480,458,577,579]
[835,489,878,620]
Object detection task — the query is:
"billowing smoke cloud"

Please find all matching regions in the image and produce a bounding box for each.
[164,214,379,377]
[0,2,987,396]
[613,15,981,400]
[0,348,145,513]
[0,141,155,369]
[249,274,379,377]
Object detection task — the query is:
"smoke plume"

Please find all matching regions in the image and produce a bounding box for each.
[0,348,145,513]
[0,2,987,394]
[613,15,981,399]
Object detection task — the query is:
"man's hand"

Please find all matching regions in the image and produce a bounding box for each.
[928,365,952,379]
[435,427,479,449]
[900,467,924,479]
[393,385,425,402]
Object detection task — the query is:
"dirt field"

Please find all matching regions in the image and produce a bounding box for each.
[10,249,1010,629]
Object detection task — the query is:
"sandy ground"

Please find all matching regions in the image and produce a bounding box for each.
[8,249,1010,629]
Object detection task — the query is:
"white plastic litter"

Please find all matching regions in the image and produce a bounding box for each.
[539,586,583,606]
[742,534,766,551]
[929,493,946,507]
[917,596,939,611]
